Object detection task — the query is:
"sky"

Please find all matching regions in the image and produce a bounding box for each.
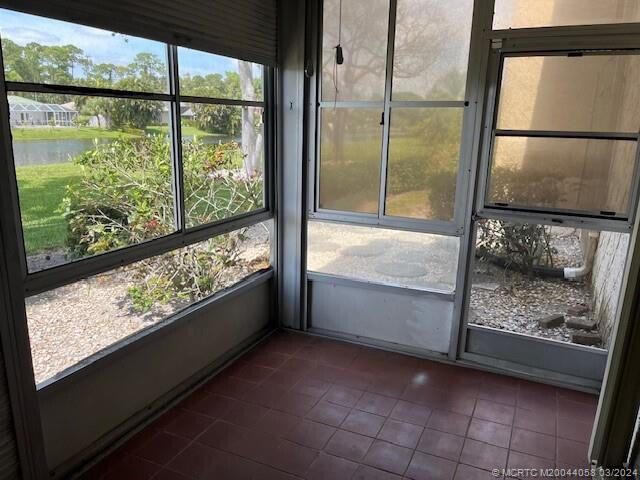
[0,8,239,77]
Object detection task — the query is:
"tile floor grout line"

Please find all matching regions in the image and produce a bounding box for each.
[96,332,596,478]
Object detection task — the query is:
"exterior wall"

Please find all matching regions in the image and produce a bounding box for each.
[592,231,630,348]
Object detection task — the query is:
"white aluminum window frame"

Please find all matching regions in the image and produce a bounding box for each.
[459,18,640,470]
[0,24,278,387]
[308,0,479,238]
[0,41,276,296]
[303,0,491,365]
[475,39,640,234]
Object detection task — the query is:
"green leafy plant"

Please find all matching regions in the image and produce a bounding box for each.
[476,219,557,274]
[63,135,265,311]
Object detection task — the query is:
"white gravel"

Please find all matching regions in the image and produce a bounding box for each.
[469,228,602,347]
[308,221,459,291]
[25,223,271,384]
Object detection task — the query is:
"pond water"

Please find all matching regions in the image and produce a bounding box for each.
[12,138,113,167]
[12,134,241,167]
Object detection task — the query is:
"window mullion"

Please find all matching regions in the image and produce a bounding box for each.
[167,44,186,232]
[378,0,397,220]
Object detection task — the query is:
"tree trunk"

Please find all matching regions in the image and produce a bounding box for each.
[238,61,261,177]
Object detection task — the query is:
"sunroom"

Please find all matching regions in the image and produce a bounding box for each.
[1,1,640,479]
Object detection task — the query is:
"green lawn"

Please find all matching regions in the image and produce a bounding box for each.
[13,125,227,141]
[12,126,141,141]
[15,163,81,253]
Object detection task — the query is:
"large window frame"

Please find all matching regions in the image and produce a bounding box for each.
[0,42,276,297]
[459,15,640,471]
[308,0,479,237]
[476,41,640,233]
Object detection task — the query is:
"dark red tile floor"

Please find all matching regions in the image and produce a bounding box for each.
[81,331,598,479]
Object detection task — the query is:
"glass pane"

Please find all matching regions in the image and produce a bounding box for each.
[321,0,390,101]
[470,219,628,351]
[493,0,640,29]
[488,136,636,214]
[181,103,265,228]
[10,93,174,272]
[0,9,168,92]
[319,108,382,214]
[497,55,640,132]
[385,108,463,220]
[308,220,459,291]
[177,47,263,101]
[26,221,272,384]
[393,0,473,100]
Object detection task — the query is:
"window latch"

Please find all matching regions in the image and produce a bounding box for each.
[380,112,384,126]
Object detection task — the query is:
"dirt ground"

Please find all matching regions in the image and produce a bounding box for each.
[469,228,602,347]
[307,221,460,291]
[25,223,271,384]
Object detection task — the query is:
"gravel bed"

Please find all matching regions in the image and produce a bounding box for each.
[308,221,459,291]
[470,265,593,344]
[469,228,601,347]
[25,224,270,384]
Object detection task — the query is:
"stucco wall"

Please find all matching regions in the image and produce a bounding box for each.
[592,231,630,348]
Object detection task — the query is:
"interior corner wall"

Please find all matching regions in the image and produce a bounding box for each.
[38,278,272,474]
[0,332,20,480]
[277,0,307,329]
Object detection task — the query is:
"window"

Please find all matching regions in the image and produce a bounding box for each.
[489,136,635,214]
[178,47,263,101]
[469,219,628,351]
[0,10,168,92]
[485,53,640,219]
[177,49,267,228]
[27,221,272,385]
[0,10,274,386]
[307,220,460,292]
[10,93,174,272]
[181,103,265,227]
[392,0,473,101]
[497,55,640,132]
[315,0,474,229]
[321,0,389,102]
[493,0,640,30]
[319,108,382,214]
[385,108,463,221]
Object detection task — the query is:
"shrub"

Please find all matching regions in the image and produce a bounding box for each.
[476,219,557,274]
[63,135,265,311]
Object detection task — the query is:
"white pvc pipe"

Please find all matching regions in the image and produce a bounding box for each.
[564,230,600,280]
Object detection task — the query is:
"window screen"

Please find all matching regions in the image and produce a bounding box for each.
[486,52,640,218]
[319,108,383,214]
[497,55,640,133]
[392,0,473,101]
[307,220,460,292]
[385,108,463,221]
[321,0,390,101]
[489,136,635,214]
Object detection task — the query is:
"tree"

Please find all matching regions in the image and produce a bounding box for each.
[192,103,239,135]
[87,63,123,88]
[239,61,263,177]
[80,53,166,129]
[125,52,165,92]
[1,38,27,82]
